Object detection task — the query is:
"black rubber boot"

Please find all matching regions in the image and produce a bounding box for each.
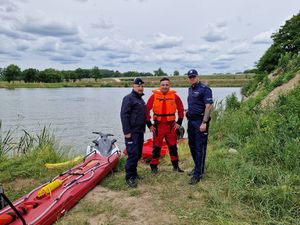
[172,160,184,173]
[150,164,158,175]
[188,176,201,185]
[126,177,137,188]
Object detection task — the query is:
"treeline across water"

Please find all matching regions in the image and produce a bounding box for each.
[0,65,171,83]
[0,64,255,84]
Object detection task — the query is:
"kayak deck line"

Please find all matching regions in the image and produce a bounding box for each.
[28,161,105,225]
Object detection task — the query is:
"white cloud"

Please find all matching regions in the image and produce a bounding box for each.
[91,18,114,30]
[0,0,300,73]
[202,23,228,42]
[18,17,79,37]
[150,33,183,49]
[105,51,132,59]
[216,21,227,28]
[0,23,36,40]
[71,48,86,58]
[84,37,144,54]
[123,0,147,2]
[0,37,23,58]
[49,54,80,64]
[0,0,19,13]
[227,43,250,55]
[185,44,219,54]
[118,55,141,64]
[252,31,273,44]
[84,37,115,51]
[35,38,60,52]
[215,54,235,62]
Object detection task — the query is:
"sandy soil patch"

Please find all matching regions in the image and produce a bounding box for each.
[58,185,178,225]
[261,73,300,107]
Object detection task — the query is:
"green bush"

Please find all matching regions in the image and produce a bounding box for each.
[241,73,266,96]
[225,93,241,110]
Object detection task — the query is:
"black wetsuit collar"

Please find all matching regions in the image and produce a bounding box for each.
[191,81,200,89]
[132,89,144,98]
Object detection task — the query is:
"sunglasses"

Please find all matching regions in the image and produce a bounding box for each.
[188,75,196,79]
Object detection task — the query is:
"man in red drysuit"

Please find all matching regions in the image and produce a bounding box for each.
[146,77,184,174]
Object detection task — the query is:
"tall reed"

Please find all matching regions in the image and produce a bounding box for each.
[0,120,14,158]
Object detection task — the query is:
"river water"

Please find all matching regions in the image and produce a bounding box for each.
[0,87,241,154]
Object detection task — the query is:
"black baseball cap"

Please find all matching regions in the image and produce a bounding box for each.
[133,77,144,85]
[187,69,198,77]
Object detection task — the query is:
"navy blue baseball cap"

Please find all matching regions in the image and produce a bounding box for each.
[187,69,198,77]
[133,77,144,85]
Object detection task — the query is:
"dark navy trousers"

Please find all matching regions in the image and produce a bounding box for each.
[125,132,144,180]
[188,120,209,178]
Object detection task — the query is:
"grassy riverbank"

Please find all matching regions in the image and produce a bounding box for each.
[1,74,298,225]
[65,77,298,225]
[1,74,299,224]
[0,74,254,88]
[208,81,300,224]
[56,145,269,225]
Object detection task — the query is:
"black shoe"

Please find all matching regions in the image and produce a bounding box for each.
[187,168,195,176]
[188,176,200,185]
[151,167,158,175]
[150,164,158,175]
[126,177,137,188]
[173,167,184,173]
[136,174,144,180]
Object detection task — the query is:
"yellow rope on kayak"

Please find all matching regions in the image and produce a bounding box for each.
[37,179,63,199]
[39,159,99,198]
[45,156,83,169]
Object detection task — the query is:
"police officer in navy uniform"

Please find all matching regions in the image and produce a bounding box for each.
[120,78,146,188]
[186,69,213,185]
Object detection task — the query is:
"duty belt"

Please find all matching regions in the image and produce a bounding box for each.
[188,114,204,120]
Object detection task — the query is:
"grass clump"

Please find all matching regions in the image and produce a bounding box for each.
[209,83,300,224]
[0,125,70,200]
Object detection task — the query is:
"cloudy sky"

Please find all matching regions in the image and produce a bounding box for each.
[0,0,299,74]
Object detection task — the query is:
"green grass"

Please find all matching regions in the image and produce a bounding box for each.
[208,82,300,224]
[0,126,71,200]
[3,123,298,224]
[99,144,266,225]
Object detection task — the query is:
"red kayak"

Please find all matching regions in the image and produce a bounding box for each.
[124,138,169,162]
[140,138,168,161]
[123,127,186,162]
[0,133,120,225]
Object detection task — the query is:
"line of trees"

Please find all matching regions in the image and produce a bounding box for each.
[0,65,180,83]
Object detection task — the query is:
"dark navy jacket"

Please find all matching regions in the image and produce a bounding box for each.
[187,82,213,117]
[120,90,146,134]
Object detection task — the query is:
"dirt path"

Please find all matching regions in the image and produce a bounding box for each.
[113,78,121,82]
[261,73,300,107]
[57,184,178,225]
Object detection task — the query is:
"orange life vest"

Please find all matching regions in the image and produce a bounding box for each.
[152,89,177,121]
